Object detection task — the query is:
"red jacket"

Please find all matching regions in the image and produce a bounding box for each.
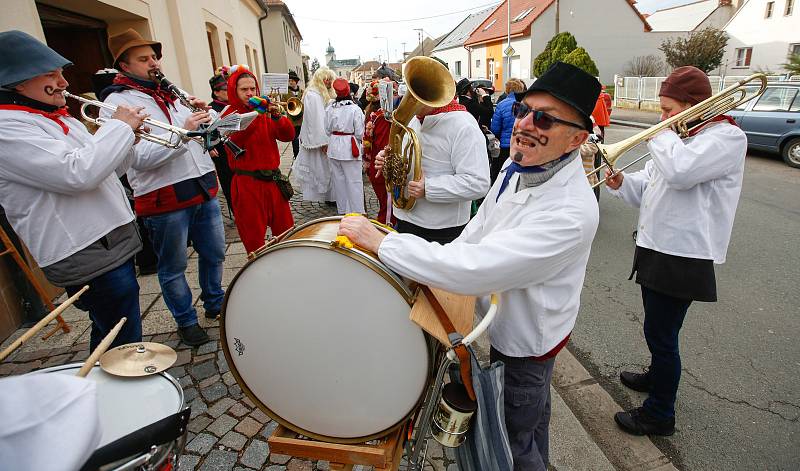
[222,68,295,171]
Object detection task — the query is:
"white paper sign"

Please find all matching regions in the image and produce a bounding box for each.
[378,81,394,113]
[261,73,289,95]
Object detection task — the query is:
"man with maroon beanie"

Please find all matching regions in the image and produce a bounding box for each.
[605,66,747,435]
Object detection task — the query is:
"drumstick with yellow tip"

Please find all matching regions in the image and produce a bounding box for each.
[76,317,126,378]
[0,285,89,362]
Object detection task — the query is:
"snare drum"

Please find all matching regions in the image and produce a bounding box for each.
[34,363,185,470]
[222,217,430,443]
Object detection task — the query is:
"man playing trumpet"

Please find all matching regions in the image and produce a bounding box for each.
[0,31,148,352]
[604,66,747,436]
[101,29,226,346]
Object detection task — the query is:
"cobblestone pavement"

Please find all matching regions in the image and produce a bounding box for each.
[0,143,459,470]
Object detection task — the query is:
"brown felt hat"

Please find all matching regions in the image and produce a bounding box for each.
[108,28,162,67]
[659,66,712,105]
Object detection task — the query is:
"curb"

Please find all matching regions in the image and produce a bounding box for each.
[552,349,679,471]
[610,119,652,129]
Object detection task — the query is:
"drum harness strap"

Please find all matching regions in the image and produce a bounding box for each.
[420,285,476,401]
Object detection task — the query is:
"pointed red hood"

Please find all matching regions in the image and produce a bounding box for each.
[223,65,259,116]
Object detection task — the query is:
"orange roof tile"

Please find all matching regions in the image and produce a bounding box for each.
[465,0,553,47]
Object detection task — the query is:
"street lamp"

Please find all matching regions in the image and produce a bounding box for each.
[373,36,390,64]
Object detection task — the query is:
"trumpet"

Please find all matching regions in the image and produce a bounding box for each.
[64,91,193,148]
[589,73,768,188]
[267,92,303,117]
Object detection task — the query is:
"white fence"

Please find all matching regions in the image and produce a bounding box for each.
[614,73,794,108]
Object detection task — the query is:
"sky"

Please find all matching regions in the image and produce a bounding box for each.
[282,0,696,66]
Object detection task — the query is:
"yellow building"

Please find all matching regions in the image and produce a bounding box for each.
[2,0,268,98]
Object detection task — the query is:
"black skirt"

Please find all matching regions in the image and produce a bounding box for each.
[629,246,717,302]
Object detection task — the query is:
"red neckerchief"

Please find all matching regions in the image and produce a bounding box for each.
[0,104,71,134]
[688,115,737,137]
[417,99,467,123]
[112,74,176,123]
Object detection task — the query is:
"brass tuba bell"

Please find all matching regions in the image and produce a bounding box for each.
[383,56,456,210]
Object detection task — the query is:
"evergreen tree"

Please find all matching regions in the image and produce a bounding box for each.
[533,32,578,77]
[563,47,599,77]
[310,58,320,75]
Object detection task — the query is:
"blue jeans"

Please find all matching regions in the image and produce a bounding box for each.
[65,258,141,352]
[641,285,692,420]
[143,198,226,327]
[491,347,554,471]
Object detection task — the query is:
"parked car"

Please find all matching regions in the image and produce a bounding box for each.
[470,78,495,96]
[727,82,800,168]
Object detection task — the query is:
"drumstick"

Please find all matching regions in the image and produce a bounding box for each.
[0,285,89,362]
[76,317,126,378]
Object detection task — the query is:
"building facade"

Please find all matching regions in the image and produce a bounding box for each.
[3,0,267,99]
[722,0,799,75]
[646,0,741,32]
[261,0,304,87]
[432,6,495,80]
[325,41,360,79]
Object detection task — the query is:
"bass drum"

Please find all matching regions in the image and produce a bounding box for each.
[221,217,430,443]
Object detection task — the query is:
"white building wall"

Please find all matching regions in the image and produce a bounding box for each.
[722,0,800,75]
[469,44,487,79]
[433,46,469,79]
[532,0,678,83]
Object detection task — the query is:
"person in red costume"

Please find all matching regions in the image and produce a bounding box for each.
[222,65,295,253]
[363,78,396,225]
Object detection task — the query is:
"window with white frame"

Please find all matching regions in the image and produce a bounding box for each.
[735,47,752,67]
[513,7,534,22]
[787,0,795,15]
[455,61,462,76]
[476,59,481,68]
[791,43,800,56]
[765,1,774,17]
[483,19,496,31]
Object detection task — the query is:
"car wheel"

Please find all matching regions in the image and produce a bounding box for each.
[782,138,800,169]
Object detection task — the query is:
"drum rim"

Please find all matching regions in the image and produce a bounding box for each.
[220,232,429,444]
[31,362,185,408]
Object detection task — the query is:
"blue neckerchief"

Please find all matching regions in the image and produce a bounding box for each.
[496,153,571,201]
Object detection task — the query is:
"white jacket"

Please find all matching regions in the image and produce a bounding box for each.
[0,111,135,267]
[380,154,599,357]
[102,89,216,196]
[324,100,364,161]
[607,122,746,263]
[392,110,490,229]
[299,89,330,150]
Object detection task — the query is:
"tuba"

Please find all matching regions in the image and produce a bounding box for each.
[383,57,456,210]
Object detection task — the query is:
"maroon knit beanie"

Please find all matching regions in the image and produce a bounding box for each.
[659,66,712,105]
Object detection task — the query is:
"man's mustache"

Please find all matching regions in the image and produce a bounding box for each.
[512,129,549,147]
[44,86,64,96]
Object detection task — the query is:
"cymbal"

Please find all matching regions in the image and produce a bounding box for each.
[99,342,177,377]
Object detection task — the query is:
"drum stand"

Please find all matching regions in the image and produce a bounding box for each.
[0,225,70,340]
[267,424,406,470]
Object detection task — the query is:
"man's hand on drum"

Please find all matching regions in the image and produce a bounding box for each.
[338,215,386,253]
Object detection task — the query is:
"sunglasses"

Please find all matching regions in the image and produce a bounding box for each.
[511,102,585,130]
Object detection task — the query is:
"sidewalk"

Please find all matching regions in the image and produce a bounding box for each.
[610,107,660,129]
[0,143,668,470]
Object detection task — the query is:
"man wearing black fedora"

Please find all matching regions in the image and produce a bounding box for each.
[338,61,601,470]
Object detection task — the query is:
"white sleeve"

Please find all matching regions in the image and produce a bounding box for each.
[0,119,134,195]
[353,107,365,140]
[378,210,589,296]
[606,160,652,208]
[424,122,491,203]
[300,93,329,149]
[648,125,747,190]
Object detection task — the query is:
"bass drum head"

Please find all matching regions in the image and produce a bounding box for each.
[222,242,429,442]
[34,363,184,447]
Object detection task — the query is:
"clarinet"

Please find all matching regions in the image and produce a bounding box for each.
[151,70,245,158]
[151,70,200,111]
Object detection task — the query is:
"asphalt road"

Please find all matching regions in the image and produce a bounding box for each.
[573,126,800,471]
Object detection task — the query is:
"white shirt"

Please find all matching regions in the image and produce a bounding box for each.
[607,122,746,263]
[392,111,490,229]
[325,100,364,161]
[380,154,599,356]
[102,89,216,196]
[0,110,135,267]
[299,89,330,150]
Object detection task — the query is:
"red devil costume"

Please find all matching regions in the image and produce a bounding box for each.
[222,66,295,253]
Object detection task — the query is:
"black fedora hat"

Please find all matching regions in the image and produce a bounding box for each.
[516,62,600,131]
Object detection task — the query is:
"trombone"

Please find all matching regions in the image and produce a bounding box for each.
[64,91,195,148]
[589,73,768,189]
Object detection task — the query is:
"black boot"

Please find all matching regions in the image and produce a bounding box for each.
[178,324,210,346]
[620,370,652,392]
[615,407,675,436]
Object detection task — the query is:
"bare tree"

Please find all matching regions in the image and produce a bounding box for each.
[660,27,728,73]
[624,55,666,77]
